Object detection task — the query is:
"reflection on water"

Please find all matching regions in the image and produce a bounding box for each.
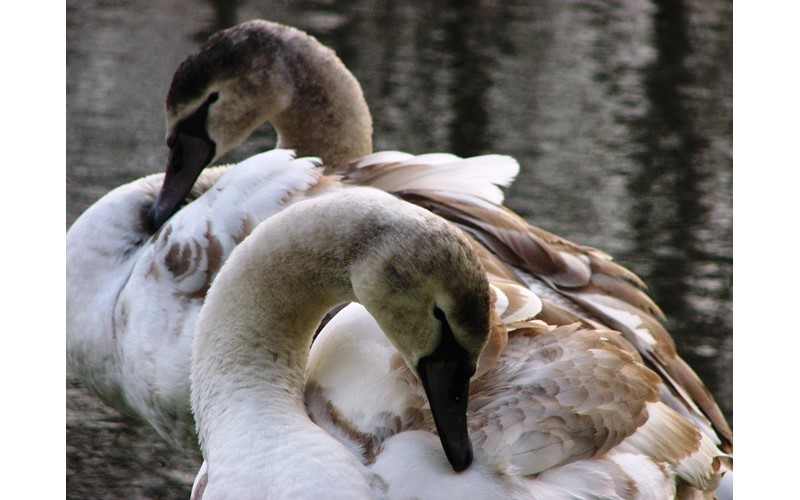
[66,0,732,497]
[627,0,733,389]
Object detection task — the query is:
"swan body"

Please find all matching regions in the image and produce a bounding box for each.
[152,18,731,455]
[190,187,492,498]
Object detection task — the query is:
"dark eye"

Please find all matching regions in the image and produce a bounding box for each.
[433,306,446,321]
[208,91,220,103]
[166,133,178,148]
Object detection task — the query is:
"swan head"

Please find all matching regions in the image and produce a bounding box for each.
[348,204,492,471]
[148,20,372,230]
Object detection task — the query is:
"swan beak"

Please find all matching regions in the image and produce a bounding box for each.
[148,133,215,230]
[417,347,475,472]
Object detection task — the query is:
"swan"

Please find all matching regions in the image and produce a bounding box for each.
[149,19,732,454]
[188,187,727,499]
[189,187,492,497]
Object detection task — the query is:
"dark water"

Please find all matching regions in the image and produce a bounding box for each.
[66,0,732,497]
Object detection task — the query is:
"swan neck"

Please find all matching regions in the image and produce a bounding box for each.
[270,38,373,169]
[191,210,364,462]
[195,288,348,448]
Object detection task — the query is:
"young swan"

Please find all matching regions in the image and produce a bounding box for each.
[189,187,491,498]
[151,19,732,455]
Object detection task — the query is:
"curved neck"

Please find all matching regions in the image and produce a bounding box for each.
[193,240,352,446]
[190,199,381,493]
[271,34,373,170]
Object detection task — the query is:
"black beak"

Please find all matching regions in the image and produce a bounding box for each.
[147,133,215,231]
[417,314,476,472]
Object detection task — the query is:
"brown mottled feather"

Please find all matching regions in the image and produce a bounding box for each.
[467,323,663,474]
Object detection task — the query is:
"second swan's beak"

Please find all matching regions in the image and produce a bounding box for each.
[148,132,215,230]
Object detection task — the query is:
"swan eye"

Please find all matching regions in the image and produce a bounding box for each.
[166,133,178,148]
[433,306,446,321]
[208,91,220,103]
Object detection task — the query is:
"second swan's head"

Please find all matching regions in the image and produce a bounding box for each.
[149,20,371,229]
